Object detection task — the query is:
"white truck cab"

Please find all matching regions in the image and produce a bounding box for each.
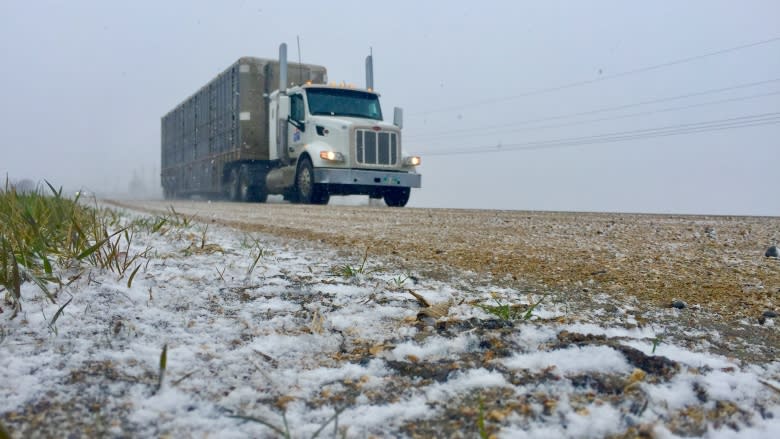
[267,82,421,206]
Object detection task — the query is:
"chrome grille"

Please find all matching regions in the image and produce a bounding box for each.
[356,129,398,166]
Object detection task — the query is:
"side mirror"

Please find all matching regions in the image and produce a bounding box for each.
[393,107,403,129]
[278,95,290,119]
[287,115,305,131]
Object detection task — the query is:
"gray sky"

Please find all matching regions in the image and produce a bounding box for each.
[1,0,778,215]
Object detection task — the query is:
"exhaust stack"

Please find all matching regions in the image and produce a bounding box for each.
[279,43,288,93]
[365,53,374,90]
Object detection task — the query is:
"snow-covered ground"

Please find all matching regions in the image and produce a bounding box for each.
[1,208,779,438]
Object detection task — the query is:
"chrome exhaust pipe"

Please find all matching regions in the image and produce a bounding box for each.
[279,43,288,93]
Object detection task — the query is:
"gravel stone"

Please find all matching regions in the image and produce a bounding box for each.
[672,300,687,309]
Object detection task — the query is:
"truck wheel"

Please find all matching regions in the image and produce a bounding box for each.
[295,157,329,205]
[239,167,268,203]
[384,188,410,207]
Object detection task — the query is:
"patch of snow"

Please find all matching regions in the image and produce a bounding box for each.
[388,334,477,361]
[502,345,633,374]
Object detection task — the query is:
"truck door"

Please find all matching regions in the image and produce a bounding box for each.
[288,93,306,160]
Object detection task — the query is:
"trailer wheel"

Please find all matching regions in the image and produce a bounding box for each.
[239,167,268,203]
[295,157,329,205]
[384,188,410,207]
[228,168,241,201]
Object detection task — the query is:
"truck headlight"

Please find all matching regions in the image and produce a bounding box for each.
[320,151,345,162]
[403,156,421,166]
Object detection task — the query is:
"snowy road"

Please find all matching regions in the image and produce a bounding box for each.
[113,200,780,325]
[2,202,779,437]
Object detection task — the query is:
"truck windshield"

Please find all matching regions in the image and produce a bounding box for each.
[306,88,383,121]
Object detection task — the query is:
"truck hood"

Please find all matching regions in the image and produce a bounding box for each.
[308,115,398,131]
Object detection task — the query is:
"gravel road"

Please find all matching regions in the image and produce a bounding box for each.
[111,200,780,326]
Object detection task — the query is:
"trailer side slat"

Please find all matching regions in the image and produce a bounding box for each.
[161,57,327,198]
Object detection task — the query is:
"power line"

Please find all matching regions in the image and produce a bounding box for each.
[423,117,780,156]
[419,112,780,156]
[425,112,780,154]
[406,77,780,140]
[412,36,780,115]
[411,89,780,143]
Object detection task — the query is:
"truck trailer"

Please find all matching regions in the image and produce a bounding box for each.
[161,44,421,206]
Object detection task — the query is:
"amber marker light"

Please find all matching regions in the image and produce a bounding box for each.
[320,151,345,162]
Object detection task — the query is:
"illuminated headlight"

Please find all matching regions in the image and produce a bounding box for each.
[403,156,421,166]
[320,151,345,162]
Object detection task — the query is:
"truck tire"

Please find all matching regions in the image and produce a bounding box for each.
[238,167,268,203]
[295,157,329,205]
[384,188,410,207]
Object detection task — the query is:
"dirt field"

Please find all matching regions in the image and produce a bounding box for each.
[110,200,780,324]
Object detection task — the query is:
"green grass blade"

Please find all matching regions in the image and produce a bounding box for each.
[44,179,62,199]
[160,343,167,370]
[76,238,110,261]
[76,227,126,260]
[477,397,488,439]
[127,264,141,288]
[9,248,21,303]
[151,218,167,233]
[49,296,73,327]
[21,204,39,229]
[40,251,53,276]
[156,344,168,393]
[247,251,263,275]
[70,217,86,246]
[358,246,370,273]
[523,293,548,321]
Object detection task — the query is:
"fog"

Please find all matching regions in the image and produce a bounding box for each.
[1,0,778,215]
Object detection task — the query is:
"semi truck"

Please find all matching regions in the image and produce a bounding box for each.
[161,44,421,206]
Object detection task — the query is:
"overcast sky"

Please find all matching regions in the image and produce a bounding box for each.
[1,1,778,215]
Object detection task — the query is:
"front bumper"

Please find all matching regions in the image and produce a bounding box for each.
[314,168,421,188]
